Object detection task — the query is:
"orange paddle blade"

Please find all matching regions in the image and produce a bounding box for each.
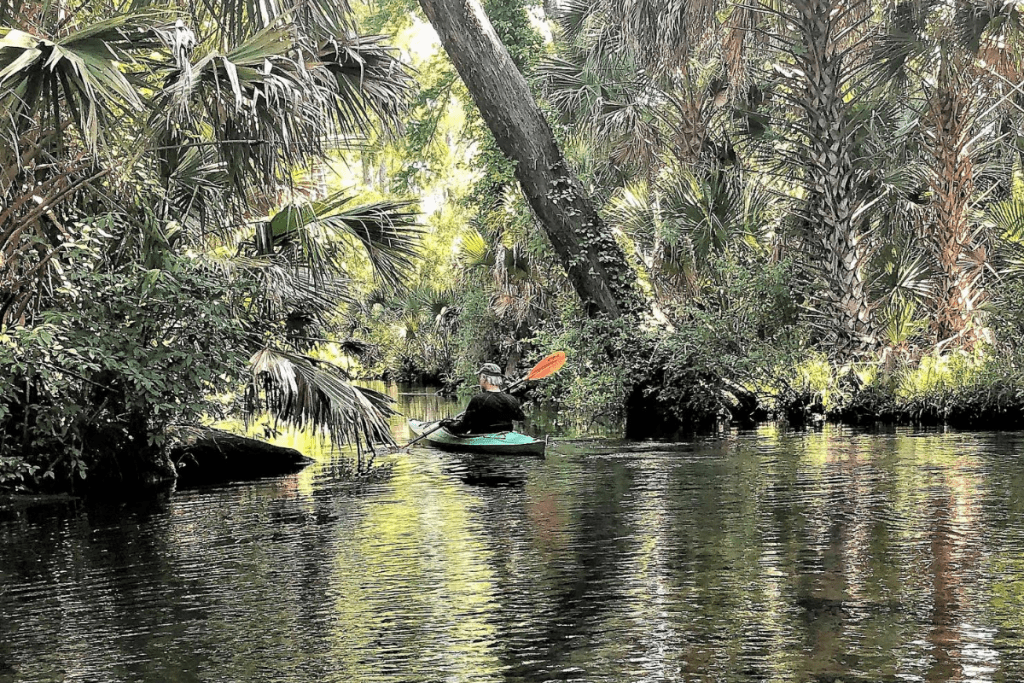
[526,352,566,381]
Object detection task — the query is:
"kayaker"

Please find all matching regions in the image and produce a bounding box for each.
[440,362,525,435]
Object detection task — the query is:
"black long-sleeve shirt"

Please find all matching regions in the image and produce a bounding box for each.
[446,391,525,435]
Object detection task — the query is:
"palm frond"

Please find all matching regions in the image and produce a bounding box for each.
[606,0,721,74]
[990,195,1024,242]
[145,0,354,47]
[307,194,421,289]
[243,193,420,293]
[605,181,656,245]
[612,169,772,259]
[538,47,671,171]
[246,347,396,448]
[870,0,938,85]
[161,145,234,237]
[550,0,603,44]
[869,241,936,305]
[457,229,493,269]
[158,27,333,191]
[317,34,414,138]
[878,299,928,347]
[153,23,412,194]
[0,14,165,149]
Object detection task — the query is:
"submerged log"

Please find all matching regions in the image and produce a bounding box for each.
[171,428,314,488]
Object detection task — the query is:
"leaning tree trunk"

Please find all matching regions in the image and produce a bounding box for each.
[926,63,979,345]
[418,0,643,319]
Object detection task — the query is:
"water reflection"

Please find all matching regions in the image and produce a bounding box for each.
[4,399,1024,682]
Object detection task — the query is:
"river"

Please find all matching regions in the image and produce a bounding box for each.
[3,386,1024,682]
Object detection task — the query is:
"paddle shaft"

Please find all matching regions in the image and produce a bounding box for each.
[402,417,455,450]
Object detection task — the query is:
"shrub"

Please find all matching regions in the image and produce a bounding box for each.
[0,242,250,491]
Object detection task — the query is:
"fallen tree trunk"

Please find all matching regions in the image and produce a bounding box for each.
[171,428,313,488]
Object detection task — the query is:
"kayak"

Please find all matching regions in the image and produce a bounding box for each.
[408,419,546,457]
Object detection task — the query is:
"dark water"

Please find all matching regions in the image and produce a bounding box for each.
[4,388,1024,682]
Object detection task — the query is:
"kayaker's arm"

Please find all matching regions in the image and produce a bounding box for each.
[443,394,484,435]
[505,382,532,415]
[509,395,525,422]
[507,381,529,399]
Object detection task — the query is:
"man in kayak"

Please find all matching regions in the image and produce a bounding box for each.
[440,362,525,435]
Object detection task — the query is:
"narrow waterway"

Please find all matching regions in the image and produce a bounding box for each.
[3,387,1024,682]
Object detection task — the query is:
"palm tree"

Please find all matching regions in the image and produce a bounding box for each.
[0,0,417,465]
[924,54,981,343]
[875,0,1024,346]
[539,0,742,177]
[753,0,880,355]
[538,0,785,337]
[560,0,879,352]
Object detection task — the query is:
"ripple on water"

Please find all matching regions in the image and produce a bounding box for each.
[4,428,1024,682]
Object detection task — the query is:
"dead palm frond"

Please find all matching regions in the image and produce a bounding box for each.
[246,347,396,451]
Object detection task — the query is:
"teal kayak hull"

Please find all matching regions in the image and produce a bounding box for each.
[408,419,545,457]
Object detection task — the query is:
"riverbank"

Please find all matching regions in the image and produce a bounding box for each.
[768,352,1024,431]
[0,427,316,497]
[527,324,1024,438]
[6,350,1024,498]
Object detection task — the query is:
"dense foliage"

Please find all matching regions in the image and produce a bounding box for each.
[5,0,1024,496]
[1,0,416,491]
[338,0,1024,433]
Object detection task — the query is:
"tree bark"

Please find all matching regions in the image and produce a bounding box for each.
[789,0,874,354]
[418,0,642,319]
[926,63,979,344]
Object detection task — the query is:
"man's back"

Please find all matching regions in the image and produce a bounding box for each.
[447,391,524,434]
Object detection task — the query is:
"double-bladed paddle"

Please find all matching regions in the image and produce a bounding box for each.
[400,351,566,451]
